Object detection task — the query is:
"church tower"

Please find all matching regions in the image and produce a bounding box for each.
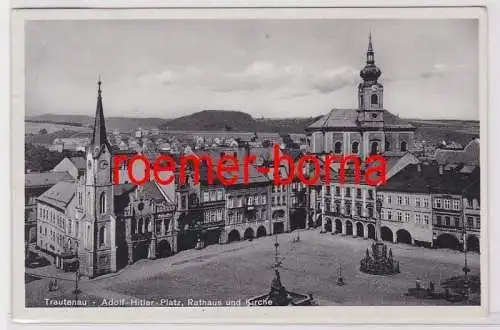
[79,80,117,278]
[357,33,384,126]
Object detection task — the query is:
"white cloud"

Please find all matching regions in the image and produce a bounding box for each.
[137,62,357,96]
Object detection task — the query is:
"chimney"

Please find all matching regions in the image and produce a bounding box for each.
[438,165,443,175]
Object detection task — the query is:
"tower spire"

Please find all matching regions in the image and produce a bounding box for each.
[367,32,374,64]
[91,78,110,149]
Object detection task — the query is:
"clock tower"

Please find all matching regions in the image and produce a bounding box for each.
[357,33,384,125]
[80,80,117,278]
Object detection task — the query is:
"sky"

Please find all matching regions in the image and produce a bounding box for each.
[25,19,479,120]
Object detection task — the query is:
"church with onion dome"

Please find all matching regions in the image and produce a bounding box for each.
[306,34,416,158]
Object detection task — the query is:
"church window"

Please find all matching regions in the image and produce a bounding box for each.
[352,141,359,154]
[370,141,379,155]
[138,218,143,234]
[334,142,342,154]
[385,137,391,151]
[100,192,106,214]
[400,141,408,152]
[99,226,105,246]
[371,94,378,105]
[131,218,137,234]
[145,217,151,232]
[75,221,79,237]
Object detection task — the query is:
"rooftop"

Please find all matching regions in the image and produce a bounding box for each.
[306,109,415,131]
[37,181,76,210]
[25,171,74,188]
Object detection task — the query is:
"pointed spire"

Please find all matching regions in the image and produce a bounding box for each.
[366,32,375,64]
[91,78,110,149]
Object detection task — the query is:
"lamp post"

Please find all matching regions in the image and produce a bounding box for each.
[73,241,81,300]
[375,198,383,242]
[462,195,470,302]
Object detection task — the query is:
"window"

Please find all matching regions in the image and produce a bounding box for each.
[444,200,451,209]
[387,195,392,204]
[435,199,442,208]
[476,217,480,229]
[445,216,451,227]
[436,216,442,226]
[423,214,430,225]
[467,199,473,208]
[138,218,143,234]
[371,94,378,105]
[453,200,460,210]
[404,196,410,205]
[387,211,392,220]
[397,196,403,205]
[424,199,429,208]
[415,214,421,224]
[397,212,403,222]
[261,195,267,205]
[100,192,106,215]
[352,142,359,154]
[78,192,82,206]
[248,196,253,206]
[400,141,407,152]
[368,190,374,200]
[217,190,223,200]
[39,226,42,234]
[370,141,379,155]
[210,191,216,201]
[345,203,351,215]
[326,186,331,195]
[404,212,410,222]
[416,198,421,207]
[334,142,342,154]
[345,188,351,198]
[356,203,362,216]
[467,216,473,228]
[357,189,362,199]
[203,192,209,202]
[368,206,374,218]
[454,217,461,228]
[335,187,341,196]
[99,226,105,246]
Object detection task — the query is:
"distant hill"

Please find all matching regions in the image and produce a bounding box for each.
[159,110,320,133]
[26,112,480,141]
[27,114,168,131]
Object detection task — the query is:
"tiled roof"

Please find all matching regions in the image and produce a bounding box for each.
[25,171,74,188]
[306,108,415,130]
[37,181,76,210]
[69,156,86,170]
[378,164,480,195]
[434,139,479,166]
[198,149,270,185]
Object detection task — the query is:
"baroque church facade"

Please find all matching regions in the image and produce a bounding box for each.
[306,35,419,241]
[306,34,416,159]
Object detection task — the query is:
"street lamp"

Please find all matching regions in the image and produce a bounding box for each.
[72,241,81,300]
[462,195,470,302]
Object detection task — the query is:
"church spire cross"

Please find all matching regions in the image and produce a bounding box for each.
[91,78,110,150]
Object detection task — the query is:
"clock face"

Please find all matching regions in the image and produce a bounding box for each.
[99,160,109,169]
[371,113,378,119]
